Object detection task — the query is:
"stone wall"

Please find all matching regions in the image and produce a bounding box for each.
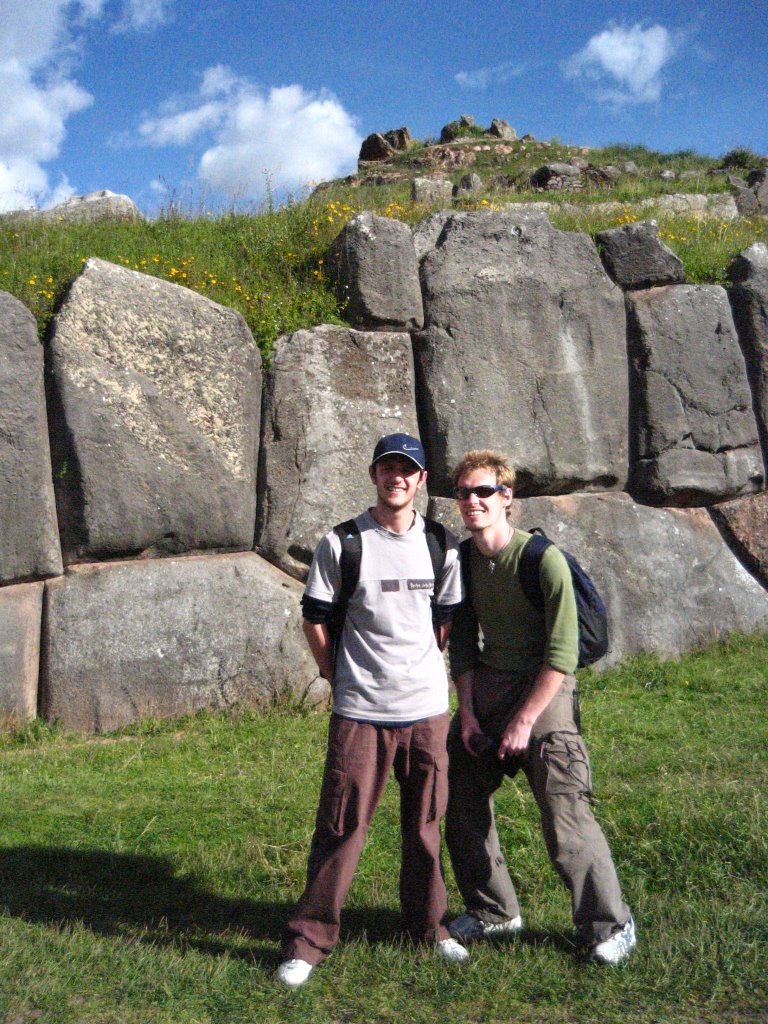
[1,216,766,731]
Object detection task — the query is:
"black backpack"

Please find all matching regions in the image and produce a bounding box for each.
[459,528,609,669]
[328,517,449,641]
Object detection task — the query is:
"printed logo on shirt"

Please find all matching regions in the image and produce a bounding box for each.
[407,579,434,591]
[380,580,400,592]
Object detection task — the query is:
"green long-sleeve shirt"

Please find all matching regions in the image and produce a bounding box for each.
[449,529,579,679]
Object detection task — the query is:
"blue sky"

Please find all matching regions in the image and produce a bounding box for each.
[1,0,766,214]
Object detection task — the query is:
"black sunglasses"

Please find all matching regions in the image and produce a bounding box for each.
[454,484,507,500]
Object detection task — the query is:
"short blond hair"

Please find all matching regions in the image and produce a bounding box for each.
[452,449,516,492]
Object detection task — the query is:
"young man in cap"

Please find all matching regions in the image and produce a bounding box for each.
[445,449,636,965]
[277,433,468,988]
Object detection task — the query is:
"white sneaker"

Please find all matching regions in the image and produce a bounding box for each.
[276,958,314,988]
[449,912,523,943]
[437,937,470,963]
[591,916,637,965]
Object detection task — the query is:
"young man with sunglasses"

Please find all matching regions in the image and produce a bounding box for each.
[277,433,468,988]
[445,449,635,965]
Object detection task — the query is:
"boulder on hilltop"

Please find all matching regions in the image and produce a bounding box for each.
[4,189,142,223]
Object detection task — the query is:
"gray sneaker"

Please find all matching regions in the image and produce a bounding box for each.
[449,912,523,944]
[590,916,637,965]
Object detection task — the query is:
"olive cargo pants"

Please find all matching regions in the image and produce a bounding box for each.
[445,667,630,945]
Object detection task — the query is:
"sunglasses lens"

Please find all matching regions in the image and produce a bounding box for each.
[455,485,501,499]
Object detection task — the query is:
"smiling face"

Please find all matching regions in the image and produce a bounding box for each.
[370,454,426,512]
[456,467,513,534]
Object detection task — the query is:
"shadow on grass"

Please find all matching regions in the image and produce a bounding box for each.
[0,846,401,968]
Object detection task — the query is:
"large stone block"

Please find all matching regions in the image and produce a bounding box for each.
[48,259,261,561]
[710,491,768,588]
[414,210,628,496]
[627,285,763,505]
[429,492,768,667]
[0,292,62,583]
[0,581,43,721]
[257,325,424,579]
[41,552,321,733]
[327,212,423,330]
[596,220,685,290]
[729,243,768,474]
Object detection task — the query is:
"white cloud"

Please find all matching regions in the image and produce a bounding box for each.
[563,23,675,105]
[112,0,171,34]
[455,61,526,90]
[0,0,168,211]
[0,1,101,210]
[139,101,225,146]
[137,70,361,200]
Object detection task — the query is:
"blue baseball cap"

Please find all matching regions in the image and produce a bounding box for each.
[371,432,426,471]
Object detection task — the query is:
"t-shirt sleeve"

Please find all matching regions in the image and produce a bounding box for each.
[303,533,342,604]
[539,546,579,675]
[435,529,463,607]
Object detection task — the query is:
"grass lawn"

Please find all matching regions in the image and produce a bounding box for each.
[0,632,767,1023]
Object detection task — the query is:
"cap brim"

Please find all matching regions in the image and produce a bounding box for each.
[372,449,425,470]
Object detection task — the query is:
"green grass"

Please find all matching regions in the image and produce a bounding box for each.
[1,632,766,1023]
[1,137,766,362]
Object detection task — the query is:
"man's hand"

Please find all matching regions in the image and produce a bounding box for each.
[460,707,484,757]
[497,665,566,761]
[302,620,334,682]
[497,716,534,760]
[453,669,483,756]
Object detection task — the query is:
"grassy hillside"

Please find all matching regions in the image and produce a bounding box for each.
[0,632,766,1023]
[1,138,766,362]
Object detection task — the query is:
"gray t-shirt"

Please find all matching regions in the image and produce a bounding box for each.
[305,510,462,723]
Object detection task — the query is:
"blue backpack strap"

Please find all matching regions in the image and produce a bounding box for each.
[518,529,551,610]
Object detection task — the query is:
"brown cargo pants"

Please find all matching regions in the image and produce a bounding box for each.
[445,666,630,945]
[282,711,451,965]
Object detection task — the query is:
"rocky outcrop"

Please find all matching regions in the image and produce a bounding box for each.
[359,133,395,163]
[359,128,413,164]
[0,292,62,584]
[414,209,628,496]
[440,115,476,143]
[10,190,143,223]
[327,212,423,330]
[488,119,516,141]
[41,552,321,733]
[729,243,768,473]
[627,285,763,505]
[0,581,43,720]
[257,325,424,579]
[48,258,261,561]
[596,221,686,290]
[430,492,768,666]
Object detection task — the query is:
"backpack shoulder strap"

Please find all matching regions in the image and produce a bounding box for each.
[518,529,552,612]
[459,536,474,605]
[423,518,448,592]
[333,519,361,609]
